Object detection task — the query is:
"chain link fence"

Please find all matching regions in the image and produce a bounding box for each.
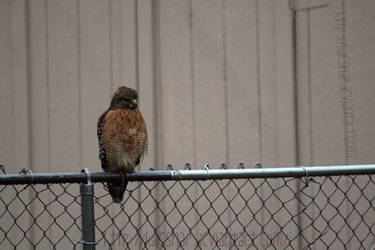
[0,165,375,249]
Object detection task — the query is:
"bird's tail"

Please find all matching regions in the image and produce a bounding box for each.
[108,173,128,203]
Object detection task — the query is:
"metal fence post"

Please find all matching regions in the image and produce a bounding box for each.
[80,169,96,250]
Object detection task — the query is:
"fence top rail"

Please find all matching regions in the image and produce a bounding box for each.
[0,164,375,185]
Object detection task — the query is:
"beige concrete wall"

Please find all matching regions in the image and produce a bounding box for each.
[0,0,374,249]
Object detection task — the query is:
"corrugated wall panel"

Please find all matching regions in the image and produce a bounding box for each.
[0,0,14,171]
[346,1,375,164]
[225,0,259,166]
[191,0,227,168]
[47,0,80,173]
[1,1,296,180]
[11,0,31,174]
[29,0,49,173]
[79,0,112,172]
[157,0,195,168]
[2,0,375,249]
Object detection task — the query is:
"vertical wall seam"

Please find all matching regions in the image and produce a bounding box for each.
[10,0,16,175]
[76,0,82,169]
[307,10,313,166]
[151,0,163,170]
[45,0,50,173]
[255,0,266,227]
[273,2,280,166]
[255,0,262,163]
[118,0,123,92]
[291,7,303,250]
[292,7,300,168]
[133,0,141,232]
[341,1,351,247]
[151,0,163,233]
[188,0,197,169]
[221,0,233,233]
[134,0,140,93]
[24,0,33,172]
[108,0,114,95]
[222,0,230,166]
[342,0,348,165]
[24,0,35,244]
[188,0,200,237]
[306,9,316,243]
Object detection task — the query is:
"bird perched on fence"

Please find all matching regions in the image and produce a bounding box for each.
[97,86,148,203]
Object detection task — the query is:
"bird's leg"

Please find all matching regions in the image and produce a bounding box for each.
[119,171,126,184]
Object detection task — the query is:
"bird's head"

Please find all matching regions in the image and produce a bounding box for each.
[110,86,138,110]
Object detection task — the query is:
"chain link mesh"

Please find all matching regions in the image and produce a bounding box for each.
[0,173,374,249]
[0,183,82,249]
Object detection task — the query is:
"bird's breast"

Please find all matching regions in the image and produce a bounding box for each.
[102,109,148,173]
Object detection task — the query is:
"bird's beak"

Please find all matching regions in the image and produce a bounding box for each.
[131,99,138,108]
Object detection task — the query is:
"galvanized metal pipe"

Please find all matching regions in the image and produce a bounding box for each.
[80,169,96,250]
[0,172,122,185]
[127,164,375,181]
[0,164,375,185]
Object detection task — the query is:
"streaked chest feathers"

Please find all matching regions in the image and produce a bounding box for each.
[102,109,148,173]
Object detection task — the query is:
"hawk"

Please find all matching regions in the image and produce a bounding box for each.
[97,86,148,203]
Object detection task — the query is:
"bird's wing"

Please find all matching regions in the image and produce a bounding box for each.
[97,110,109,171]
